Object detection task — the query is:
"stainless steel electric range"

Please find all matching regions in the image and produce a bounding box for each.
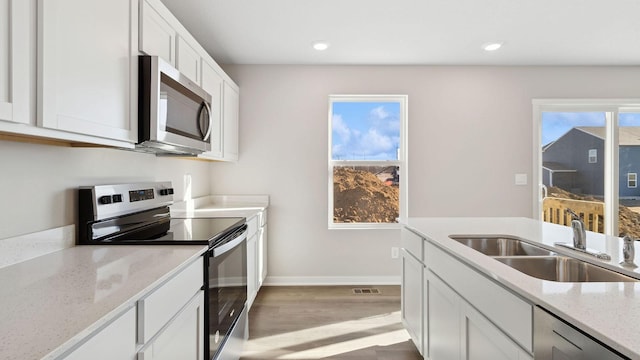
[77,181,247,360]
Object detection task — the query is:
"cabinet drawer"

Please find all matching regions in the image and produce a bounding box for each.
[401,227,424,261]
[138,257,203,343]
[425,242,532,352]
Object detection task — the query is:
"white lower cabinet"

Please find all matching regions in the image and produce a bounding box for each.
[400,227,533,360]
[247,229,258,308]
[59,257,204,360]
[258,224,267,286]
[401,249,423,355]
[426,270,533,360]
[463,301,532,360]
[425,271,460,360]
[137,290,205,360]
[62,306,137,360]
[246,210,268,309]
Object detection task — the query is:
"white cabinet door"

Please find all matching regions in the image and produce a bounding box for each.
[427,270,461,360]
[176,36,200,84]
[37,0,137,144]
[139,0,175,65]
[138,291,205,360]
[199,59,224,159]
[222,81,239,161]
[246,232,258,309]
[0,0,30,124]
[463,302,532,360]
[63,307,137,360]
[258,223,267,286]
[401,249,423,355]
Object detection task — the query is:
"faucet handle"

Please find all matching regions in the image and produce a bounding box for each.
[565,208,581,221]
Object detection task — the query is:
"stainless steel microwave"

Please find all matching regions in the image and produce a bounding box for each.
[137,55,212,155]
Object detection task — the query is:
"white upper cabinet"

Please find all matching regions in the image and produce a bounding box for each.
[139,0,175,66]
[140,0,240,162]
[0,0,31,125]
[200,59,224,159]
[37,0,137,145]
[176,36,200,85]
[222,81,239,162]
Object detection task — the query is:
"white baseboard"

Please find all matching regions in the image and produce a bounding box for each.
[263,276,401,286]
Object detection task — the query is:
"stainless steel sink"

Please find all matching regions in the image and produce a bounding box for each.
[494,256,638,282]
[449,236,555,256]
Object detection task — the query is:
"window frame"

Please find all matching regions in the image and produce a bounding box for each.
[628,173,637,188]
[328,94,408,230]
[533,99,640,236]
[588,149,597,163]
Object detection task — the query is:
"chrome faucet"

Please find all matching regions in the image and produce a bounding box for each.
[566,209,586,250]
[621,235,637,268]
[554,209,611,260]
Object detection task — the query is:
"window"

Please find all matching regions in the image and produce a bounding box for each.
[588,149,597,163]
[534,99,640,237]
[328,95,407,229]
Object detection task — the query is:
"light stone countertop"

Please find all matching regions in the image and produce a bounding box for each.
[405,217,640,359]
[170,195,269,219]
[0,245,206,360]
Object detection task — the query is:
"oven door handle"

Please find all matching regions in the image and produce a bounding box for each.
[213,230,247,257]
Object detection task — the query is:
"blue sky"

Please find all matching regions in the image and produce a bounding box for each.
[542,112,640,146]
[332,102,400,160]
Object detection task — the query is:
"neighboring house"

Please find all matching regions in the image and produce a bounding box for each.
[542,126,640,198]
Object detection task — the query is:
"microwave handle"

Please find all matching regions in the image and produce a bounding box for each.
[202,101,213,141]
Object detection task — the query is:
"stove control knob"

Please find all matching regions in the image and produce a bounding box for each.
[98,195,113,205]
[159,188,174,196]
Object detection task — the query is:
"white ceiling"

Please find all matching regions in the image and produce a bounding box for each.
[160,0,640,66]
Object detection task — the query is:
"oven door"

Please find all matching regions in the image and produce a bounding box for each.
[138,55,212,155]
[207,230,248,360]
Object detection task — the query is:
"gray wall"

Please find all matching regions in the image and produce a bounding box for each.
[213,65,640,283]
[0,140,211,239]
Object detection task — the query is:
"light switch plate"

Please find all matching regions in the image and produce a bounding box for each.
[515,173,527,185]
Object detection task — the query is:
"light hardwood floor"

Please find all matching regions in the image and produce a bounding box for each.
[240,286,422,360]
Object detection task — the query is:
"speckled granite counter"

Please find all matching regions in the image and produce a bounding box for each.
[405,217,640,359]
[0,245,206,360]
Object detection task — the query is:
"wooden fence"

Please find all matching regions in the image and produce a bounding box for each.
[542,197,604,233]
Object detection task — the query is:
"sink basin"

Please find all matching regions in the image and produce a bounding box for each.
[449,236,555,256]
[494,256,638,282]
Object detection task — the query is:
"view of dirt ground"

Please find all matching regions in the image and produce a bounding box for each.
[333,167,399,223]
[547,186,640,238]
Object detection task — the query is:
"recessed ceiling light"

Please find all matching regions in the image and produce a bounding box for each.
[483,42,503,51]
[312,41,330,51]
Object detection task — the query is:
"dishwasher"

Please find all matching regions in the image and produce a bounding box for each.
[534,306,627,360]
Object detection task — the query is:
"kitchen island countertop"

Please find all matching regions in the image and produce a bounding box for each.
[405,217,640,359]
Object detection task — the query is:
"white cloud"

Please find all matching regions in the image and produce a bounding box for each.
[361,129,393,154]
[370,106,389,120]
[332,114,351,143]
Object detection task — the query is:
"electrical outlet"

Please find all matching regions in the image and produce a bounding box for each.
[391,247,399,259]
